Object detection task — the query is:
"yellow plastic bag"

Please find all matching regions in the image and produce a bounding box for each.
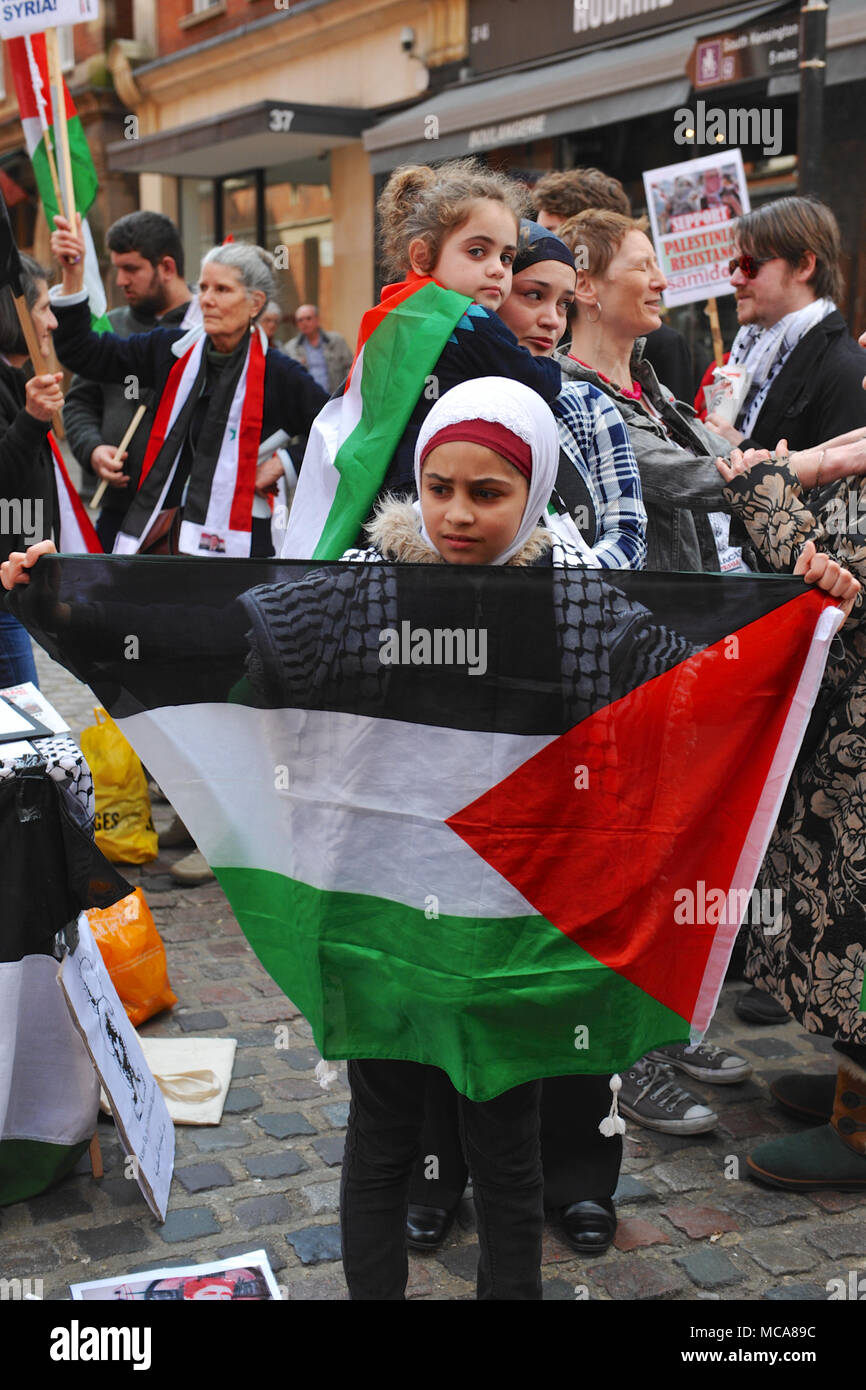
[80,707,158,864]
[88,888,177,1026]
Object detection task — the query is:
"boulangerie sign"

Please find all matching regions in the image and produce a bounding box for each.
[0,0,98,40]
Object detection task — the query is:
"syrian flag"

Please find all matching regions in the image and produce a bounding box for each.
[48,434,102,553]
[282,276,470,560]
[15,557,842,1100]
[8,32,109,332]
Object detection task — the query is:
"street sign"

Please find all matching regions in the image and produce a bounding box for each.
[687,7,799,89]
[0,0,99,41]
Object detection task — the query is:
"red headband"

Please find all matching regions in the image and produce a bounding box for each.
[419,420,532,480]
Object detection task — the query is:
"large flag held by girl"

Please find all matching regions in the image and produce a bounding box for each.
[13,554,843,1100]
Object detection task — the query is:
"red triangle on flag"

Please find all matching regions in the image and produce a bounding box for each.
[447,594,824,1022]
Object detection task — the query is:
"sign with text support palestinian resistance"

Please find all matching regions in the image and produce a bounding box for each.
[0,0,99,40]
[643,149,750,308]
[16,555,840,1101]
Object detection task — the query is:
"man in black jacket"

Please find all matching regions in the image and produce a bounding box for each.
[707,197,866,453]
[63,212,193,552]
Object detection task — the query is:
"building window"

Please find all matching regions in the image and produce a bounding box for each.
[193,0,221,11]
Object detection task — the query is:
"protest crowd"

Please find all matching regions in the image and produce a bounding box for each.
[1,20,866,1311]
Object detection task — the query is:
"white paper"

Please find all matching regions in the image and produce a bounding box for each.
[0,0,99,39]
[59,913,174,1221]
[70,1250,281,1301]
[0,682,70,734]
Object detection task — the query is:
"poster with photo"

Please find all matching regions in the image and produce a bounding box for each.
[642,150,750,307]
[59,912,174,1221]
[70,1250,281,1301]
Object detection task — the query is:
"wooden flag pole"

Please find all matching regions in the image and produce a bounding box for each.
[44,28,75,228]
[10,293,66,440]
[706,297,725,367]
[89,403,147,510]
[23,34,64,216]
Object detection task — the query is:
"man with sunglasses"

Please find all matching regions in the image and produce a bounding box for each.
[707,197,866,453]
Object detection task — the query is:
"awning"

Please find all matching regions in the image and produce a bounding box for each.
[364,0,866,172]
[107,100,373,178]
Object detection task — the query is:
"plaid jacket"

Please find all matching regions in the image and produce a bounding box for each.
[552,380,646,570]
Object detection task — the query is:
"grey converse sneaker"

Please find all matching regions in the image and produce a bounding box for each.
[647,1042,752,1085]
[618,1058,718,1134]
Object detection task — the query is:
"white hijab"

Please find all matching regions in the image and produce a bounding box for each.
[413,377,561,566]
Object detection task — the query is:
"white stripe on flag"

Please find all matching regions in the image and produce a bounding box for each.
[281,341,366,559]
[120,703,554,918]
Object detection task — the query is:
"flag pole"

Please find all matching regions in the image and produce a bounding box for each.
[24,34,63,215]
[44,27,75,228]
[0,184,65,437]
[705,297,724,366]
[89,403,147,510]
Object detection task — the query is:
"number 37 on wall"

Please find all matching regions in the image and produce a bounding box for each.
[269,109,295,133]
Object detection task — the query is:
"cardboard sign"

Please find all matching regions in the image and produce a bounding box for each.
[0,0,99,40]
[59,912,174,1221]
[642,150,750,308]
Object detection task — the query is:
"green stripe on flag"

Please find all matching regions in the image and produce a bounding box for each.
[0,1138,90,1207]
[216,866,690,1100]
[31,115,98,221]
[312,281,471,560]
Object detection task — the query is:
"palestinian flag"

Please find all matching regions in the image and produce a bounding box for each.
[15,557,841,1100]
[8,32,109,332]
[48,434,102,553]
[283,276,471,560]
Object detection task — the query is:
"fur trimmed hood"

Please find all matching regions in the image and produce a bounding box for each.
[364,496,554,567]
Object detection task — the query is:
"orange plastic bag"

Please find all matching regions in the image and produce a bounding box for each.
[87,888,177,1026]
[80,707,158,864]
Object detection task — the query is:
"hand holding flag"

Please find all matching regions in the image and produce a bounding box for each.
[50,211,86,289]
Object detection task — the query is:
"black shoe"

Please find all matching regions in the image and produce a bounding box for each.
[734,987,789,1025]
[406,1204,456,1251]
[557,1199,617,1255]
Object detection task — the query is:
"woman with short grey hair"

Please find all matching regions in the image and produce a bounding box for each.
[48,215,326,558]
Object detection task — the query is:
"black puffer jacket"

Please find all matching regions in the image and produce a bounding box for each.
[0,358,56,563]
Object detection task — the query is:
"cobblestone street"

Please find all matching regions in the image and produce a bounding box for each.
[6,646,865,1303]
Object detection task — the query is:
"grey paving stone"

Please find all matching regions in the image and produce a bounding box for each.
[190,1124,253,1153]
[255,1112,316,1140]
[277,1048,321,1071]
[301,1180,340,1215]
[0,1239,61,1279]
[285,1224,342,1265]
[614,1175,656,1203]
[653,1155,719,1193]
[803,1034,837,1053]
[542,1276,580,1300]
[230,1054,267,1078]
[734,1036,799,1059]
[175,1163,235,1194]
[766,1282,830,1300]
[312,1135,345,1167]
[177,1010,228,1032]
[592,1259,687,1300]
[235,1194,290,1229]
[96,1177,154,1208]
[440,1244,479,1283]
[806,1224,866,1258]
[739,1232,815,1275]
[323,1102,350,1127]
[244,1151,309,1180]
[223,1087,263,1114]
[272,1078,322,1101]
[235,1029,278,1048]
[158,1206,221,1243]
[674,1247,744,1288]
[216,1239,287,1275]
[720,1189,808,1227]
[74,1223,149,1259]
[28,1184,92,1224]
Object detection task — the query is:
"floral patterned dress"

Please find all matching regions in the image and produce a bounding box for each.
[723,460,866,1043]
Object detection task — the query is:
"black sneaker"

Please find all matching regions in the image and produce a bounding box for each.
[647,1042,752,1085]
[618,1058,718,1134]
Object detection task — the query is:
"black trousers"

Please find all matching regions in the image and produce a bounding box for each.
[340,1060,543,1300]
[408,1070,623,1211]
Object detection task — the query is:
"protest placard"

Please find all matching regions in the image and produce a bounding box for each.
[642,150,750,308]
[0,0,98,40]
